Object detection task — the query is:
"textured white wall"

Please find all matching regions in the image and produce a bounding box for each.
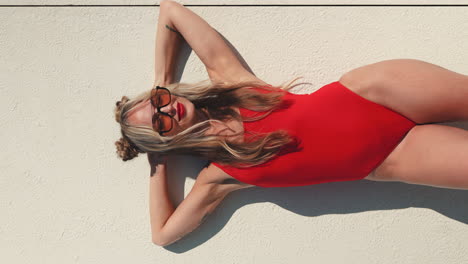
[1,1,468,263]
[2,0,468,4]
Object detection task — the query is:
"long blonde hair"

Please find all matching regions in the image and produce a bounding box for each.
[114,77,304,168]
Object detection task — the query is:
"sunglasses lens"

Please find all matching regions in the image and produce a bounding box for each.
[151,87,173,135]
[152,113,173,134]
[151,88,171,108]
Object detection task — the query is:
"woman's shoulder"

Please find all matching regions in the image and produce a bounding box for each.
[199,162,256,188]
[217,75,270,89]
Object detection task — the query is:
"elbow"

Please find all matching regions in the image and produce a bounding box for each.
[152,232,177,247]
[152,235,168,247]
[160,0,177,10]
[152,232,181,247]
[152,231,167,246]
[152,240,166,247]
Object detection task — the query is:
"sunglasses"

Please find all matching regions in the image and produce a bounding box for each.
[150,86,174,136]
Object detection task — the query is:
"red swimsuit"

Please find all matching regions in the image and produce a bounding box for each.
[211,81,416,187]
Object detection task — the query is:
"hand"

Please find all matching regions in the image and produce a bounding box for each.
[147,152,168,176]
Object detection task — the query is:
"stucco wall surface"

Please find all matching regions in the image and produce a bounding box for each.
[2,0,468,5]
[1,1,468,263]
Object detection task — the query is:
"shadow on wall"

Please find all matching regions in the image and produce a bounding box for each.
[166,155,468,252]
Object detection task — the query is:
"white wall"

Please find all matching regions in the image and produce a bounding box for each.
[2,1,468,263]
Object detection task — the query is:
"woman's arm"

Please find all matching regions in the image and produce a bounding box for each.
[148,153,244,246]
[153,1,185,85]
[158,0,265,85]
[147,153,174,240]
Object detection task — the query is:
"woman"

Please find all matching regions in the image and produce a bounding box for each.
[114,0,468,246]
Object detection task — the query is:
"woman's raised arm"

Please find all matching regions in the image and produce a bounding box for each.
[159,0,264,85]
[153,1,185,85]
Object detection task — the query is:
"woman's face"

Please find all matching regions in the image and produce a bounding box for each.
[126,94,205,137]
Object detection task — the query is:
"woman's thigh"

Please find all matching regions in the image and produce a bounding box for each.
[366,124,468,190]
[339,58,468,124]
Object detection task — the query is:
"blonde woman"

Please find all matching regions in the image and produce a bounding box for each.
[114,0,468,246]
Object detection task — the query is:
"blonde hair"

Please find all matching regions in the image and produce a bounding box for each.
[114,77,304,168]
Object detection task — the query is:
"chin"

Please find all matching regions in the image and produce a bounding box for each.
[187,102,195,123]
[180,98,194,123]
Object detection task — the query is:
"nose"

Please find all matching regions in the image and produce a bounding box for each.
[159,103,176,117]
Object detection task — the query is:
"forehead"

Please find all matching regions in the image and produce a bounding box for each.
[126,99,152,126]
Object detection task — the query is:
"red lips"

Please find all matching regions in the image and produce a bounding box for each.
[177,102,185,120]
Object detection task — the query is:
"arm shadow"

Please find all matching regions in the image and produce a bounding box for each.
[165,161,468,252]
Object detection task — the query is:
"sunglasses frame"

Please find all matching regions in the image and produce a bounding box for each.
[150,86,174,136]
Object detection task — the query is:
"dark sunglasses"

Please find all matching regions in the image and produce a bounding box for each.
[150,86,174,136]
